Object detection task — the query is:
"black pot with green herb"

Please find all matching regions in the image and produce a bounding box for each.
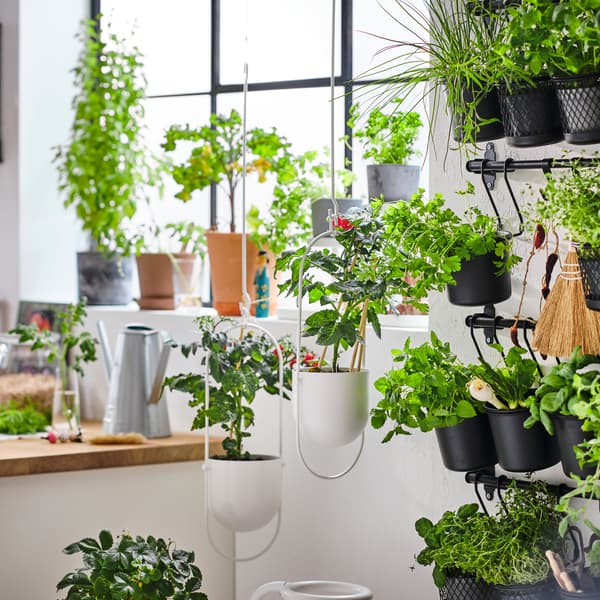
[469,345,559,472]
[525,347,600,478]
[371,332,497,472]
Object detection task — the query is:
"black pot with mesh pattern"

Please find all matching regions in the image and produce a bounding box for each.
[492,579,558,600]
[439,574,494,600]
[577,247,600,311]
[497,79,563,147]
[553,73,600,145]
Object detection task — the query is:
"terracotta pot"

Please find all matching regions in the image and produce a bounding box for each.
[206,232,277,316]
[136,252,199,310]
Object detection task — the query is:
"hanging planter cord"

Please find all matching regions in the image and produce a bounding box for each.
[202,16,284,561]
[292,0,365,480]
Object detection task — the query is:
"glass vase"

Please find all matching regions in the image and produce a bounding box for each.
[52,366,80,432]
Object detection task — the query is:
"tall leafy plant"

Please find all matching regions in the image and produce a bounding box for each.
[54,17,158,255]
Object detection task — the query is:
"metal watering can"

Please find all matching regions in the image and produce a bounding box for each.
[249,581,373,600]
[97,321,172,438]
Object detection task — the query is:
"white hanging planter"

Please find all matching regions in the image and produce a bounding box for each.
[207,455,282,532]
[294,369,369,447]
[250,580,373,600]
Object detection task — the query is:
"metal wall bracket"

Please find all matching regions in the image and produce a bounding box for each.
[482,142,496,191]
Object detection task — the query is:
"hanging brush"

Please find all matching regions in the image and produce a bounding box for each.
[532,244,600,357]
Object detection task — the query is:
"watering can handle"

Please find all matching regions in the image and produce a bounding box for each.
[96,320,112,383]
[249,581,285,600]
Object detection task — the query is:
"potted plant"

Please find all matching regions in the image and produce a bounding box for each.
[536,167,600,311]
[494,0,564,146]
[468,344,559,472]
[371,332,497,471]
[56,530,207,600]
[164,316,301,531]
[9,298,98,433]
[524,347,600,478]
[383,185,520,307]
[350,98,422,202]
[355,0,507,152]
[54,17,159,305]
[161,109,302,316]
[415,503,495,599]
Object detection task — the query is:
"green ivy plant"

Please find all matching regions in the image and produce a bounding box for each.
[56,530,207,600]
[370,332,480,439]
[10,299,98,431]
[349,98,422,165]
[54,17,159,256]
[525,347,600,434]
[164,316,302,459]
[468,345,540,410]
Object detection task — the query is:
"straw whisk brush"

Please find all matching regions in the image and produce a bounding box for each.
[532,245,600,357]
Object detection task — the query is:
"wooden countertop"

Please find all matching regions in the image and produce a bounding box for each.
[0,422,222,477]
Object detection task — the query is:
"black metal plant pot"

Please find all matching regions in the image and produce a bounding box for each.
[497,78,563,147]
[452,86,505,143]
[553,72,600,145]
[434,413,497,472]
[77,251,134,306]
[447,250,511,307]
[577,248,600,312]
[485,406,560,472]
[440,574,495,600]
[493,579,558,600]
[552,413,596,479]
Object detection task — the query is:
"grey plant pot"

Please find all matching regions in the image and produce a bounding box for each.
[77,251,134,305]
[311,198,366,237]
[367,164,421,202]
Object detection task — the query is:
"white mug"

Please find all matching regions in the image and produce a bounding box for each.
[249,580,373,600]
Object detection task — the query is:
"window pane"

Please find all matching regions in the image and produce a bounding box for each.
[216,88,349,233]
[220,0,341,84]
[101,0,211,96]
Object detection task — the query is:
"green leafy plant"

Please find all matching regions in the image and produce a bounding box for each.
[416,482,562,588]
[54,17,159,256]
[164,316,309,459]
[277,200,413,373]
[370,332,480,439]
[0,401,50,435]
[56,530,206,600]
[162,109,299,243]
[9,299,98,431]
[349,98,422,165]
[468,345,539,410]
[354,0,510,149]
[525,347,600,433]
[536,167,600,256]
[383,186,520,306]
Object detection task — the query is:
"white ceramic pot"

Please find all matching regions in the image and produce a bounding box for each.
[250,580,373,600]
[294,370,369,447]
[207,455,282,532]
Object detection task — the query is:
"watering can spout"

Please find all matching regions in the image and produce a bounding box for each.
[148,340,171,405]
[96,320,112,383]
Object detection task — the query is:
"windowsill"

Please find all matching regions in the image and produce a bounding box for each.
[0,421,222,477]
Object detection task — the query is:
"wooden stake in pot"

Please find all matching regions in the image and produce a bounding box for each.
[532,245,600,356]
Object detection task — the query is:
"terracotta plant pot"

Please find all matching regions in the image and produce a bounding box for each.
[206,231,276,317]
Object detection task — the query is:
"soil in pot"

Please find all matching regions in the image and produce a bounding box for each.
[77,251,134,306]
[366,164,420,203]
[485,405,560,472]
[434,413,497,472]
[552,413,596,478]
[451,85,505,143]
[440,574,494,600]
[497,79,563,147]
[553,72,600,145]
[492,579,557,600]
[446,250,511,306]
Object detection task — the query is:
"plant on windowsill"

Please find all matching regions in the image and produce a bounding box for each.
[54,16,161,305]
[370,332,496,472]
[9,298,98,433]
[56,530,207,600]
[349,97,423,202]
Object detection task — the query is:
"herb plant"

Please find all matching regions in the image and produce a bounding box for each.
[350,98,422,165]
[10,299,98,431]
[54,17,158,255]
[0,401,50,435]
[56,530,206,600]
[468,345,539,410]
[525,347,600,434]
[164,316,298,459]
[370,332,480,439]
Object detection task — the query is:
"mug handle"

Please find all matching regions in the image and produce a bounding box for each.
[249,581,285,600]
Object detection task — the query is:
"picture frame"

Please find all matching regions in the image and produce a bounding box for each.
[16,300,68,333]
